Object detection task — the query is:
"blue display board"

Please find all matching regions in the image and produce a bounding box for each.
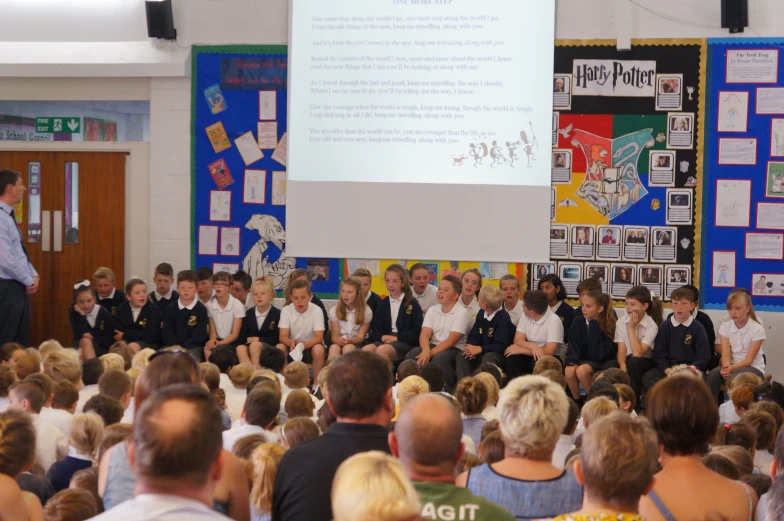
[702,39,784,310]
[191,45,341,298]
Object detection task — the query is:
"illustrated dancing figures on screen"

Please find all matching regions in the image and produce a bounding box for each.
[469,141,488,167]
[490,141,507,168]
[506,141,519,166]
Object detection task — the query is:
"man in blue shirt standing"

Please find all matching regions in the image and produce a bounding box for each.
[0,169,39,346]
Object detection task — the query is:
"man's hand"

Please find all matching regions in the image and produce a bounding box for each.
[27,277,39,295]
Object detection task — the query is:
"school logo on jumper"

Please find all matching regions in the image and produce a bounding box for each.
[269,321,276,330]
[572,60,657,97]
[111,306,118,316]
[487,327,495,338]
[405,305,413,315]
[188,316,197,326]
[99,321,104,331]
[243,214,296,291]
[571,128,654,220]
[139,319,147,327]
[684,334,693,345]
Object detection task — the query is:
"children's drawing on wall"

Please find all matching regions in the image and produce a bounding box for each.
[717,91,749,132]
[571,128,654,220]
[772,119,784,158]
[242,214,296,290]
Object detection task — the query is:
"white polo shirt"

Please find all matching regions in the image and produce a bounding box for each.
[388,294,405,333]
[423,304,471,348]
[39,407,73,438]
[279,302,325,342]
[516,309,565,358]
[717,313,765,343]
[718,319,766,372]
[76,384,99,414]
[255,306,271,330]
[457,294,481,328]
[614,313,658,358]
[32,413,67,472]
[328,305,373,338]
[505,299,524,326]
[411,284,438,313]
[89,494,230,521]
[208,295,245,340]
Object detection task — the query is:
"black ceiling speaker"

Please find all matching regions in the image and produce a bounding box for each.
[145,0,177,41]
[721,0,748,34]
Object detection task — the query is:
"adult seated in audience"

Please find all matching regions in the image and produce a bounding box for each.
[391,393,514,520]
[457,375,583,520]
[90,385,228,520]
[331,451,420,521]
[0,409,46,520]
[272,351,394,521]
[639,375,757,521]
[98,352,249,520]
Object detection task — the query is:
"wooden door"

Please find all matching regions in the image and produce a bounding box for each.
[0,151,126,346]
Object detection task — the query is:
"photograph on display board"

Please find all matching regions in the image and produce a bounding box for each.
[570,225,595,260]
[585,263,610,293]
[610,263,636,299]
[550,225,569,258]
[665,265,691,300]
[639,264,664,298]
[751,273,784,297]
[656,75,683,111]
[553,75,572,110]
[558,262,583,298]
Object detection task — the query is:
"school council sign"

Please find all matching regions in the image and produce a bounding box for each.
[572,59,657,97]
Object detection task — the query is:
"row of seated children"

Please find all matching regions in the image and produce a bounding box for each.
[73,261,767,405]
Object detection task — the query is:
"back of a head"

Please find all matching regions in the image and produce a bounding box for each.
[715,422,756,453]
[597,368,631,387]
[742,410,778,453]
[397,375,430,408]
[38,339,64,360]
[750,401,784,434]
[539,369,568,390]
[730,372,762,390]
[581,413,658,507]
[43,488,98,521]
[199,362,221,393]
[250,377,282,402]
[587,380,620,403]
[582,396,619,428]
[230,363,256,389]
[281,417,320,448]
[98,423,132,463]
[134,384,222,486]
[702,453,741,480]
[478,363,503,388]
[259,345,286,374]
[532,355,563,375]
[564,398,580,435]
[756,381,784,411]
[455,377,488,415]
[232,434,267,462]
[614,384,637,412]
[285,390,314,419]
[98,370,132,401]
[474,372,500,407]
[47,359,82,387]
[420,363,445,393]
[245,388,280,428]
[0,365,17,398]
[731,384,756,411]
[331,451,420,521]
[81,359,104,387]
[741,473,772,500]
[250,442,287,515]
[396,360,420,382]
[131,348,156,371]
[481,419,499,442]
[133,352,199,415]
[478,431,505,464]
[25,372,54,401]
[83,395,124,426]
[109,345,135,371]
[10,380,45,413]
[711,445,755,476]
[646,375,719,456]
[282,362,309,389]
[14,353,40,380]
[211,347,239,375]
[99,353,125,373]
[69,467,103,514]
[497,375,568,460]
[0,409,36,477]
[394,393,463,468]
[69,413,105,457]
[326,351,392,420]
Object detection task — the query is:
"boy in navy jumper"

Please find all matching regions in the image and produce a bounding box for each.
[115,278,162,351]
[92,267,126,316]
[196,266,214,305]
[457,285,515,380]
[641,287,710,391]
[683,284,718,369]
[148,262,179,315]
[237,277,281,368]
[352,268,382,314]
[231,270,254,310]
[162,270,209,360]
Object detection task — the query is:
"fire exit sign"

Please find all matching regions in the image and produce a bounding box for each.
[35,117,81,134]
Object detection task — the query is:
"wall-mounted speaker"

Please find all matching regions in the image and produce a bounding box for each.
[721,0,748,34]
[145,0,177,41]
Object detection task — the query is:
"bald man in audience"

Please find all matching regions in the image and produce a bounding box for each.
[390,393,514,521]
[90,384,229,520]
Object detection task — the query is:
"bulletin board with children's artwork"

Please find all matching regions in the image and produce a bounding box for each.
[701,39,784,310]
[191,45,342,298]
[342,260,524,298]
[531,40,707,303]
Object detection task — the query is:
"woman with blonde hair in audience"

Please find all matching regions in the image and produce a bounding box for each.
[457,375,583,519]
[249,442,286,521]
[553,413,658,521]
[0,409,45,521]
[332,451,420,521]
[98,352,251,521]
[639,375,757,521]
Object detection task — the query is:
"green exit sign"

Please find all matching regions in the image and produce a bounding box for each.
[35,117,81,134]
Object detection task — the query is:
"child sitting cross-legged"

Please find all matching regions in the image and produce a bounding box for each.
[457,285,515,380]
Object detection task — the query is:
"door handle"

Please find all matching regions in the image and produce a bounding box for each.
[42,210,51,252]
[53,211,63,252]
